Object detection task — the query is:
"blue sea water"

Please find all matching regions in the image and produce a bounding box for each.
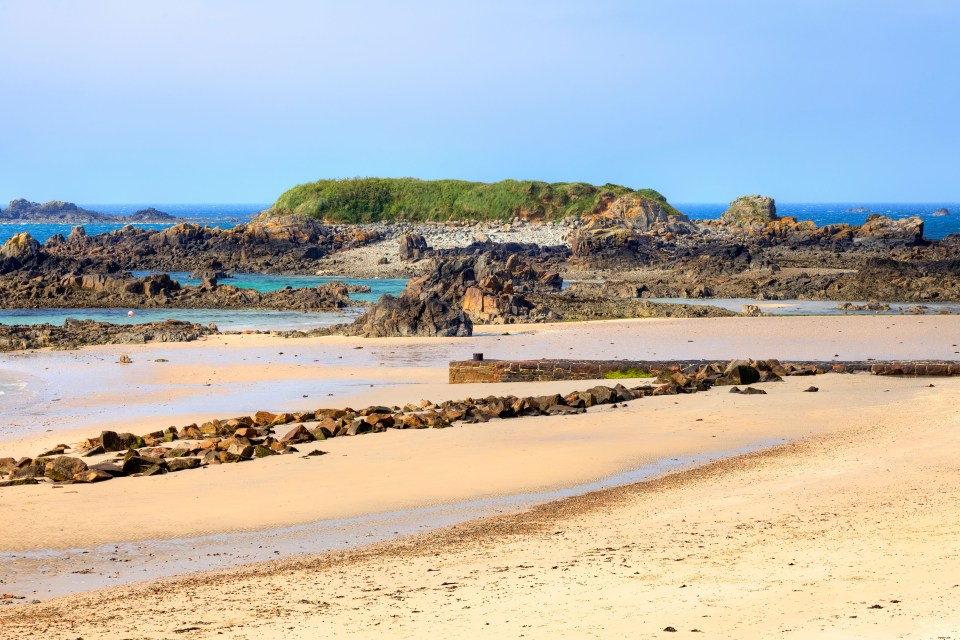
[0,203,269,244]
[675,202,960,240]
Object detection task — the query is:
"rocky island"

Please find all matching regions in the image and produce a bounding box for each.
[0,199,181,224]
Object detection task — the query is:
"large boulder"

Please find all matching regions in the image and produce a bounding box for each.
[44,456,89,482]
[348,292,472,337]
[855,214,924,246]
[399,233,429,262]
[720,195,778,225]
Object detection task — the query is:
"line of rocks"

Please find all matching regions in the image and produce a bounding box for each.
[0,359,780,489]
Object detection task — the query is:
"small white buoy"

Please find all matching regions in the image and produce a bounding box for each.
[128,310,135,317]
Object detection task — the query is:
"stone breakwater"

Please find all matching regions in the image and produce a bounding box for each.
[0,359,787,489]
[448,358,960,384]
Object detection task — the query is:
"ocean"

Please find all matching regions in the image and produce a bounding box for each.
[0,203,269,244]
[0,202,956,244]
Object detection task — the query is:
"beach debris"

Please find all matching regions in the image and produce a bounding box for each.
[664,627,677,632]
[804,386,819,392]
[118,354,132,364]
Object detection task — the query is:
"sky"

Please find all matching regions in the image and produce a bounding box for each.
[1,0,958,204]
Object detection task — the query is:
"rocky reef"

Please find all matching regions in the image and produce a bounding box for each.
[0,271,361,311]
[0,319,217,352]
[39,212,382,273]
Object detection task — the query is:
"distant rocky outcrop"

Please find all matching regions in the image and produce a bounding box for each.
[720,195,779,225]
[126,207,178,222]
[931,208,950,217]
[0,199,181,224]
[845,207,871,213]
[0,319,217,351]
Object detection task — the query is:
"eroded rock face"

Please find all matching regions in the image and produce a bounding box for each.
[398,232,429,262]
[348,246,565,335]
[855,214,924,246]
[347,293,472,337]
[567,194,693,264]
[0,232,46,273]
[720,195,779,225]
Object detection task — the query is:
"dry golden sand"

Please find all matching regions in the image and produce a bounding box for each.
[2,374,959,638]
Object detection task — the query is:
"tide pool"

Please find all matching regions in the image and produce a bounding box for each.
[0,307,360,331]
[131,272,408,302]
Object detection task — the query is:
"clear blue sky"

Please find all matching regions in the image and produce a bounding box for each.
[1,0,957,204]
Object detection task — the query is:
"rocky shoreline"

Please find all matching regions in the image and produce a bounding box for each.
[1,193,959,345]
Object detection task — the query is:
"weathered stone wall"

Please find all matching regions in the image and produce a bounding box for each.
[449,358,960,384]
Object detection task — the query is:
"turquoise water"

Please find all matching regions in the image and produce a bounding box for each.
[0,276,407,330]
[0,276,405,330]
[130,272,408,303]
[0,307,359,331]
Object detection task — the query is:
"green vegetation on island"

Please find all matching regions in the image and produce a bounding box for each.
[271,178,680,223]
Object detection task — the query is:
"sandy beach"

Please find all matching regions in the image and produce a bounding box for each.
[0,316,960,638]
[1,357,957,637]
[2,316,959,636]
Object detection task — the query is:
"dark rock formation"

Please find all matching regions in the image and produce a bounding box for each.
[0,255,360,311]
[567,193,693,265]
[399,232,429,262]
[348,245,565,335]
[126,207,178,222]
[346,293,472,337]
[0,319,218,351]
[40,212,383,273]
